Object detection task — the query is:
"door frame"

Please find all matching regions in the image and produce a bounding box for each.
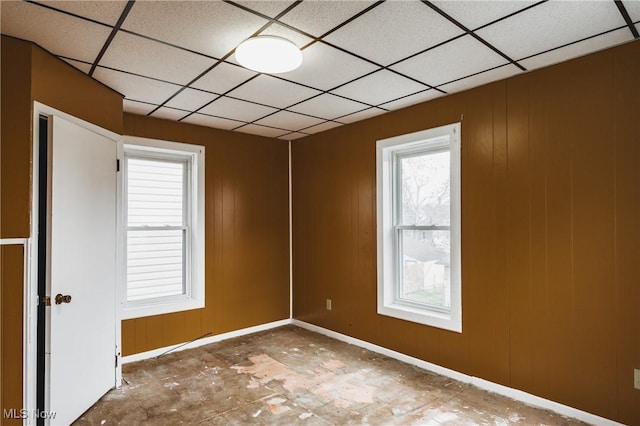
[25,102,122,425]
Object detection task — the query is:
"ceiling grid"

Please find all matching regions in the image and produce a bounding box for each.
[2,0,638,140]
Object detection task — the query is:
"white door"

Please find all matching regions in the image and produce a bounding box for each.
[48,116,117,425]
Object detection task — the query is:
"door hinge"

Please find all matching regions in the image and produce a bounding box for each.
[115,355,118,367]
[116,159,121,172]
[41,296,51,306]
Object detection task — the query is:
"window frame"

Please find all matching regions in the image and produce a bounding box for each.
[120,136,205,320]
[376,123,462,333]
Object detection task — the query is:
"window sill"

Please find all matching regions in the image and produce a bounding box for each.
[121,296,204,320]
[378,302,461,333]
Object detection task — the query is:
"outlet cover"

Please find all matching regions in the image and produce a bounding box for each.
[326,299,332,311]
[634,369,640,390]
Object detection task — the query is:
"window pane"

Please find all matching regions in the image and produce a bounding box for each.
[400,150,450,226]
[127,158,184,227]
[399,230,450,310]
[127,229,185,301]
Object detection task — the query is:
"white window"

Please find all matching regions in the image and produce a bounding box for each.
[376,123,461,332]
[121,136,204,319]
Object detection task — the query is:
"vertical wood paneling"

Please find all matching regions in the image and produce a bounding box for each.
[539,62,576,408]
[0,37,32,239]
[612,42,640,426]
[291,40,640,425]
[1,245,24,425]
[490,82,511,386]
[570,52,618,419]
[506,75,533,390]
[528,72,549,398]
[465,84,504,383]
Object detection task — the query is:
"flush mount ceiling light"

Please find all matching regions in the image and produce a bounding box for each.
[235,36,303,74]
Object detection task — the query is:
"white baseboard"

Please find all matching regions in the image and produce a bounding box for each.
[292,320,623,426]
[122,318,292,364]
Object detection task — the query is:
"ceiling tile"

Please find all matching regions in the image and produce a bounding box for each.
[289,94,368,120]
[122,1,268,59]
[191,62,257,95]
[623,0,640,21]
[234,1,296,18]
[430,1,540,30]
[303,121,344,135]
[390,35,509,87]
[182,113,245,130]
[324,0,463,66]
[437,64,521,95]
[278,132,308,141]
[63,58,92,74]
[99,32,214,85]
[519,28,634,71]
[259,23,314,49]
[281,42,379,91]
[379,90,444,111]
[255,111,324,131]
[338,108,387,124]
[93,67,182,105]
[476,1,627,61]
[228,75,321,109]
[165,88,219,111]
[199,96,277,123]
[331,70,426,106]
[150,107,189,121]
[235,124,288,138]
[39,0,128,26]
[0,1,111,62]
[279,1,376,37]
[123,99,156,116]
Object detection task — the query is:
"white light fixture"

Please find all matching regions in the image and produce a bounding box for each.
[235,36,302,74]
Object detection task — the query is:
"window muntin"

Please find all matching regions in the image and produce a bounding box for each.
[377,123,461,332]
[121,137,204,319]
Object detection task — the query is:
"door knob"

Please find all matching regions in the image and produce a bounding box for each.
[55,294,72,304]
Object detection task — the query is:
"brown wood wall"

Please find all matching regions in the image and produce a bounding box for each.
[291,40,640,424]
[121,114,290,355]
[0,245,25,425]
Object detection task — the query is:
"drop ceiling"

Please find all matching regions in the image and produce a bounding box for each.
[2,0,638,140]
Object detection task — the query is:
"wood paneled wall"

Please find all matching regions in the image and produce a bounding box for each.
[291,40,640,424]
[0,36,123,422]
[0,245,25,425]
[121,114,290,355]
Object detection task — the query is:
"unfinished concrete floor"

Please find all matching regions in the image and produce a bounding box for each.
[75,325,588,425]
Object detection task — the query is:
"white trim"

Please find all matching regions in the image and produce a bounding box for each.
[376,123,462,333]
[120,136,205,319]
[34,102,120,142]
[122,319,292,364]
[292,320,623,426]
[288,141,293,318]
[0,238,29,245]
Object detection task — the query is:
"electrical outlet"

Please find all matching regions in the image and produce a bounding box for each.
[326,299,332,311]
[634,369,640,390]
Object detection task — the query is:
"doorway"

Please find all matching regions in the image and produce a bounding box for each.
[29,104,121,425]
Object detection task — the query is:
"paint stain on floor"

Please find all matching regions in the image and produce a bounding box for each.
[74,326,589,425]
[232,353,374,408]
